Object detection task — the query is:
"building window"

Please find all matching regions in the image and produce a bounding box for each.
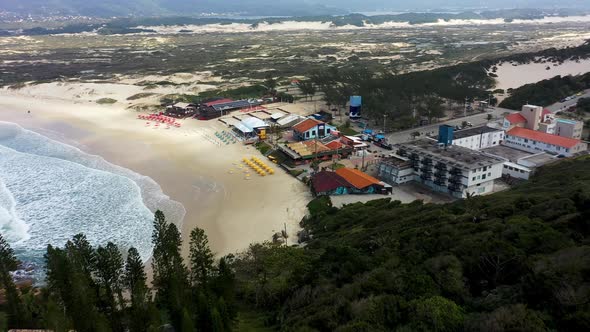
[482,174,486,180]
[483,166,487,171]
[488,172,491,177]
[472,177,476,181]
[312,130,316,136]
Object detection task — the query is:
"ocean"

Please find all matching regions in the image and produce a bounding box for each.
[0,121,185,282]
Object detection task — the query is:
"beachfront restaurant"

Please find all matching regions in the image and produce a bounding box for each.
[165,102,196,117]
[233,117,269,139]
[278,139,352,165]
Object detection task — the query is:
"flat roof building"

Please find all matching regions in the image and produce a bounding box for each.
[451,125,505,150]
[386,139,505,198]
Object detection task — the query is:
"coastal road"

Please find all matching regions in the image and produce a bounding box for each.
[385,106,516,144]
[546,89,590,113]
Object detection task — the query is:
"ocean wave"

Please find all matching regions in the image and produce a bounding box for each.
[0,121,185,280]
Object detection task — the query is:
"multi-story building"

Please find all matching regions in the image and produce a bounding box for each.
[504,127,587,157]
[503,104,584,139]
[381,139,505,198]
[377,156,415,185]
[450,125,505,150]
[555,118,584,139]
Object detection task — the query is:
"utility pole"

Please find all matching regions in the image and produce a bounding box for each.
[464,97,468,117]
[383,114,387,133]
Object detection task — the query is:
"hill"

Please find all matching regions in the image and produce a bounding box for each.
[232,156,590,331]
[0,0,342,17]
[2,155,589,330]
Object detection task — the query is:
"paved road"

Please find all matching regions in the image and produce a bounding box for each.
[546,89,590,113]
[384,106,516,144]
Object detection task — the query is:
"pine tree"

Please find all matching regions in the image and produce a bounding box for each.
[0,233,25,327]
[189,227,214,287]
[151,211,189,330]
[124,247,150,332]
[95,242,125,331]
[181,308,195,332]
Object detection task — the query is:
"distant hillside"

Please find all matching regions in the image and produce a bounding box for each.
[2,0,590,18]
[0,0,343,17]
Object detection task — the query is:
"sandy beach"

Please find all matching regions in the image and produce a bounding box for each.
[0,91,311,259]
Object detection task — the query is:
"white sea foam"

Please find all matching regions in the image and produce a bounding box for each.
[0,121,185,278]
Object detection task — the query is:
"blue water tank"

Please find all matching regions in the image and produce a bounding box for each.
[349,96,362,119]
[438,125,454,146]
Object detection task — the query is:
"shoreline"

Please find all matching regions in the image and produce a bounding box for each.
[0,93,311,261]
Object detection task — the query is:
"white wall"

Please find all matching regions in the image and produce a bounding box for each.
[466,163,503,187]
[502,162,531,180]
[504,135,586,156]
[453,131,504,150]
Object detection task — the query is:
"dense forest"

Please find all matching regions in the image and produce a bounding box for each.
[499,72,590,109]
[2,155,590,331]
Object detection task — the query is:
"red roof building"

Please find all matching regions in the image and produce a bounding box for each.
[292,118,336,141]
[505,127,587,156]
[311,171,353,195]
[504,113,527,125]
[293,118,322,133]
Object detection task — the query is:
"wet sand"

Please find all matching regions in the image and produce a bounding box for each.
[0,94,311,259]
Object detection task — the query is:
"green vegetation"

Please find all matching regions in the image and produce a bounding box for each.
[500,72,590,109]
[289,169,305,177]
[96,98,117,104]
[330,162,346,170]
[577,97,590,113]
[255,142,272,155]
[2,156,590,330]
[126,92,155,100]
[0,212,236,331]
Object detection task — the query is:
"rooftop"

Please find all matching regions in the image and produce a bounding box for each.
[335,168,381,189]
[379,155,412,168]
[505,113,527,124]
[312,171,353,193]
[453,125,503,139]
[507,127,581,148]
[397,139,505,170]
[482,145,533,162]
[556,118,578,125]
[293,118,322,133]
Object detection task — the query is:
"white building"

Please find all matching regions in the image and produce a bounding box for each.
[385,139,505,198]
[451,125,505,150]
[505,127,587,157]
[377,156,415,185]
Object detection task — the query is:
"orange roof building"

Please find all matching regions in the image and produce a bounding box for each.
[335,168,382,190]
[505,127,587,156]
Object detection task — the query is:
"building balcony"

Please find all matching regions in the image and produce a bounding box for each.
[420,167,433,174]
[449,176,462,184]
[434,179,446,186]
[422,158,433,165]
[449,168,463,175]
[434,163,447,171]
[448,184,464,192]
[421,173,432,181]
[434,171,447,180]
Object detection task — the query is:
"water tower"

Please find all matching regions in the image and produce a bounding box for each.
[349,96,362,120]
